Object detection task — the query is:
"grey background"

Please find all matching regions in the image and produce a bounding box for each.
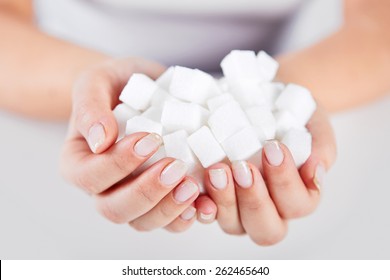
[1,0,389,259]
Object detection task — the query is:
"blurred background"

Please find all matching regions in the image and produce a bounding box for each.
[1,0,390,259]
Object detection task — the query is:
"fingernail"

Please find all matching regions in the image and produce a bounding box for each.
[134,133,162,157]
[313,163,326,191]
[88,123,106,153]
[264,140,284,166]
[209,168,227,190]
[199,212,215,221]
[180,206,196,221]
[160,160,188,186]
[174,181,199,203]
[232,161,253,188]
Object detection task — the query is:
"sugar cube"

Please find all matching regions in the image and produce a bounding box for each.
[208,101,251,143]
[228,79,264,109]
[187,126,226,168]
[257,50,279,82]
[150,88,178,107]
[169,66,220,105]
[112,104,140,140]
[245,106,276,140]
[141,105,163,123]
[281,129,312,168]
[221,127,262,161]
[274,110,304,139]
[221,50,262,82]
[163,130,197,166]
[155,66,174,91]
[275,84,316,126]
[161,100,209,134]
[119,73,158,111]
[126,116,163,135]
[207,93,234,111]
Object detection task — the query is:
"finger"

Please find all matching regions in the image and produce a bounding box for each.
[72,58,166,153]
[232,161,287,246]
[262,140,320,219]
[195,195,217,224]
[61,132,162,194]
[95,158,188,224]
[165,205,197,233]
[129,178,200,231]
[205,163,244,235]
[300,105,337,192]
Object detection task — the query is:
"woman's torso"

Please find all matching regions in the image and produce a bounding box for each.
[34,0,304,71]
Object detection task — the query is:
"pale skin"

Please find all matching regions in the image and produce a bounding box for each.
[1,0,388,245]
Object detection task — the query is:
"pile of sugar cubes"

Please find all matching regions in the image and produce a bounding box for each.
[114,50,316,190]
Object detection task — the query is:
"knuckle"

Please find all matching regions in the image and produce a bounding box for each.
[280,202,316,219]
[158,202,173,220]
[240,198,264,212]
[110,152,133,175]
[133,182,156,205]
[97,199,125,224]
[75,172,101,194]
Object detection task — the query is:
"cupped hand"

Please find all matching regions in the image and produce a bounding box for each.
[60,58,199,232]
[196,104,337,245]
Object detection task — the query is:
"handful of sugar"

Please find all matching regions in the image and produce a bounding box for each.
[114,50,316,190]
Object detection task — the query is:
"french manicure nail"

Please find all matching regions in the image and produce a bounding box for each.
[88,123,106,153]
[209,168,227,190]
[313,164,326,191]
[200,212,214,221]
[180,206,196,221]
[134,133,162,157]
[264,140,284,166]
[232,161,253,188]
[160,160,188,186]
[174,181,199,203]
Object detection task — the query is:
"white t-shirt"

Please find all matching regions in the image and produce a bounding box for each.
[34,0,305,71]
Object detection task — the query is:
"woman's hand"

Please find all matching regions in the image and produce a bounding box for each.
[60,58,200,232]
[198,104,337,245]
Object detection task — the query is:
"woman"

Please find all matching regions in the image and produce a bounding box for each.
[0,0,388,245]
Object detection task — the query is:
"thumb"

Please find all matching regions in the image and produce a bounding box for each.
[299,104,337,191]
[71,58,166,154]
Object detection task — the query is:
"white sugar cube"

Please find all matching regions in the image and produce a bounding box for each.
[161,100,209,134]
[208,101,251,143]
[113,104,140,140]
[228,79,264,109]
[126,116,163,135]
[221,50,262,82]
[119,73,158,111]
[257,82,285,109]
[222,127,262,162]
[155,66,174,91]
[169,66,220,105]
[274,110,305,139]
[281,129,312,168]
[275,84,316,126]
[218,78,229,92]
[187,126,226,168]
[150,88,178,107]
[245,106,276,140]
[141,105,163,123]
[257,50,279,82]
[163,130,197,166]
[207,93,234,111]
[134,146,166,175]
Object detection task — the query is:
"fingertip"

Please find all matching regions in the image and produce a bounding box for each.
[195,195,217,224]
